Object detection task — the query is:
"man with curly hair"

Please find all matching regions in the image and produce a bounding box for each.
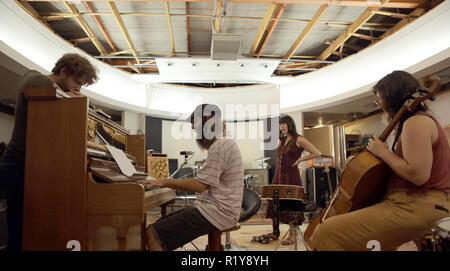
[0,53,98,251]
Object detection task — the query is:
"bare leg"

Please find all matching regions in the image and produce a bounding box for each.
[282,222,295,245]
[145,226,164,251]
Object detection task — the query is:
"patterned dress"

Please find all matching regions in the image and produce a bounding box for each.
[265,135,305,224]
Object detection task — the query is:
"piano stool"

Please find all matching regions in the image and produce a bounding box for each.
[206,224,241,251]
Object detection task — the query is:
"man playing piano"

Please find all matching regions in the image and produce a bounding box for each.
[142,104,244,251]
[0,53,98,251]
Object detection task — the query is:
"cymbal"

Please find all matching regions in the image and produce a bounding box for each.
[254,157,270,162]
[244,174,258,179]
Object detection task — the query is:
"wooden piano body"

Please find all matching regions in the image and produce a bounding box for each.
[21,88,175,250]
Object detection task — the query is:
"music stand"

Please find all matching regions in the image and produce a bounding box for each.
[170,153,193,178]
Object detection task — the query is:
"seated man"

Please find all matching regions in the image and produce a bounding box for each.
[0,53,98,251]
[142,104,244,251]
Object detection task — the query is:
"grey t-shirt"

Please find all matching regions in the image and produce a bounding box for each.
[6,70,53,159]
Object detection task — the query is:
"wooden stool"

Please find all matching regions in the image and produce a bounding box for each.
[205,224,241,251]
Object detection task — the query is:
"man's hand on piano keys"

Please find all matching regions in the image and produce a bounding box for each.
[137,178,169,189]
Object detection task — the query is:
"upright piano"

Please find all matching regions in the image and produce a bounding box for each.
[21,88,175,250]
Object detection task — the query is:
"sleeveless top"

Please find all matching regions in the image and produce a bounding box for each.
[272,135,304,186]
[388,112,450,192]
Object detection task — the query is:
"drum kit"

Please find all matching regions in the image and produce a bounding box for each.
[254,157,271,169]
[418,217,450,251]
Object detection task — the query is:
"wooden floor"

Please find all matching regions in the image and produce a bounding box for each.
[171,219,417,251]
[89,200,417,251]
[148,201,418,251]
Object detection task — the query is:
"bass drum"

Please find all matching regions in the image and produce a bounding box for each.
[417,217,450,251]
[432,217,450,251]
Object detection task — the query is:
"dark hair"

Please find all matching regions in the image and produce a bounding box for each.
[373,70,426,151]
[52,53,98,85]
[279,114,300,140]
[189,104,224,150]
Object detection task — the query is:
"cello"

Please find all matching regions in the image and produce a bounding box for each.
[303,76,442,249]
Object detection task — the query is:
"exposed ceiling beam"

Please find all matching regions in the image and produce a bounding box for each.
[214,0,223,33]
[105,50,132,57]
[40,12,395,30]
[279,62,319,68]
[107,2,141,72]
[256,3,286,58]
[17,0,55,33]
[324,38,364,52]
[63,1,107,55]
[69,37,91,45]
[249,2,277,57]
[351,32,379,41]
[232,0,423,8]
[371,10,410,19]
[283,4,328,60]
[24,0,426,9]
[164,2,176,56]
[127,61,140,73]
[378,8,426,40]
[317,1,391,61]
[186,2,191,53]
[83,1,118,52]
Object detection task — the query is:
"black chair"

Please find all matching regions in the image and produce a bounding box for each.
[206,187,261,251]
[224,187,261,250]
[240,187,262,222]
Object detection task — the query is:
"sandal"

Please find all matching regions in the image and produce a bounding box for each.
[251,236,270,244]
[260,232,279,241]
[281,238,294,245]
[251,232,279,244]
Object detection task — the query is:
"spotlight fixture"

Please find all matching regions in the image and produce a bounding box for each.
[262,63,269,69]
[192,62,199,67]
[167,61,174,67]
[239,63,246,68]
[215,63,222,68]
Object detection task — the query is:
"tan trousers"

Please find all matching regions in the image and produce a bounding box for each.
[309,188,450,251]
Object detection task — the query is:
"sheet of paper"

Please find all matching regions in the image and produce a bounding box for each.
[106,145,136,177]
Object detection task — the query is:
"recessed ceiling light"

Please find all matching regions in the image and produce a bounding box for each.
[239,63,246,68]
[215,63,222,67]
[192,62,199,67]
[262,63,269,68]
[167,61,174,67]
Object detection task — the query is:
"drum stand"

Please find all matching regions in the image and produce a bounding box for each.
[270,189,309,251]
[274,214,307,251]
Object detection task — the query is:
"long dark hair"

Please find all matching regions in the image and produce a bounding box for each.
[279,115,300,142]
[373,70,427,151]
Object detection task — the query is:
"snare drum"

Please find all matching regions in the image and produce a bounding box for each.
[431,217,450,251]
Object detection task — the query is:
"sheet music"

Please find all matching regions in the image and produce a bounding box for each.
[106,145,137,177]
[56,89,71,98]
